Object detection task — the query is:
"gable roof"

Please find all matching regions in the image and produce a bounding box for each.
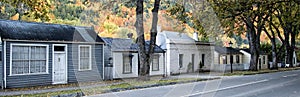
[145,41,166,53]
[215,46,243,54]
[0,19,104,43]
[240,48,267,55]
[102,37,136,51]
[159,31,195,43]
[158,31,214,45]
[102,37,165,53]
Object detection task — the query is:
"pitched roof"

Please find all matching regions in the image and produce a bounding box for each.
[145,41,166,53]
[102,37,136,51]
[215,46,243,54]
[158,31,214,45]
[240,48,267,55]
[102,37,165,53]
[0,19,104,43]
[159,31,195,43]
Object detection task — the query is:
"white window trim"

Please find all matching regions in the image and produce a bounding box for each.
[78,45,92,71]
[152,54,160,71]
[9,43,49,76]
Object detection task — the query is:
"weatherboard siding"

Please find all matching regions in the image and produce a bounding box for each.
[0,45,3,88]
[5,42,53,88]
[67,44,103,83]
[4,41,104,88]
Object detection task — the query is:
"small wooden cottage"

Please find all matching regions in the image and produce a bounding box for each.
[213,46,244,71]
[102,37,165,79]
[240,49,268,70]
[0,20,104,88]
[156,31,214,75]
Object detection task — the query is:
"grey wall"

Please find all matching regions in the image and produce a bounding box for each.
[5,42,52,88]
[103,45,113,80]
[67,44,103,83]
[0,43,3,88]
[4,41,104,88]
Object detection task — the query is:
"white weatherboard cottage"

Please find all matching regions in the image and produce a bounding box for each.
[240,49,268,70]
[213,46,244,71]
[156,30,214,76]
[103,38,166,79]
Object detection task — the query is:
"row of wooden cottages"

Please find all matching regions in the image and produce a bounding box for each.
[0,20,285,89]
[0,20,211,88]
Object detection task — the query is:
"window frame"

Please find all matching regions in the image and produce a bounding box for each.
[221,55,227,64]
[78,45,92,71]
[152,54,160,71]
[179,54,183,68]
[9,44,49,76]
[263,56,266,64]
[236,55,240,64]
[123,53,133,74]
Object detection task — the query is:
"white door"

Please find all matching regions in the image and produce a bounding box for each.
[53,53,67,84]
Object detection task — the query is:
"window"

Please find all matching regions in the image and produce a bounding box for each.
[221,55,227,64]
[11,45,48,75]
[179,54,183,68]
[79,45,91,71]
[236,55,240,64]
[123,53,133,74]
[152,55,159,71]
[263,56,266,64]
[202,54,205,65]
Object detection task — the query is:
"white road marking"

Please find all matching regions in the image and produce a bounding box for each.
[182,79,269,97]
[282,74,298,78]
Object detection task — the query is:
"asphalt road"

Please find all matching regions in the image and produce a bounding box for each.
[90,70,300,97]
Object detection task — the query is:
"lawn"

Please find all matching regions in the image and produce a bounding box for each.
[1,77,217,97]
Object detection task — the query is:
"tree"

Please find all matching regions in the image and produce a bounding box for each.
[273,0,300,67]
[135,0,161,80]
[0,0,51,21]
[211,0,271,71]
[165,0,223,42]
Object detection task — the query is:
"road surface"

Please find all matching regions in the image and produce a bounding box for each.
[90,70,300,97]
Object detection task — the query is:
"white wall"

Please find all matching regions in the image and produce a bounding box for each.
[166,41,214,74]
[240,50,251,66]
[240,50,269,70]
[258,55,268,69]
[113,52,138,78]
[150,53,165,76]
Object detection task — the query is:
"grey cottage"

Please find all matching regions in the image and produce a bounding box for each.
[0,20,104,88]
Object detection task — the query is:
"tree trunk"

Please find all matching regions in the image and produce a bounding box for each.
[148,0,160,59]
[136,0,161,80]
[284,28,291,67]
[135,0,149,80]
[247,30,259,71]
[290,31,296,67]
[245,17,259,71]
[271,40,278,69]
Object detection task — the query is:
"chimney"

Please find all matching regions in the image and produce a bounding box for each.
[127,33,133,39]
[193,32,199,41]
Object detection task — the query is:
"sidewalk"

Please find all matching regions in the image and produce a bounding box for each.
[0,73,223,96]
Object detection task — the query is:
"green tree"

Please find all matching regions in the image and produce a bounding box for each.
[0,0,51,21]
[274,0,300,67]
[210,0,271,71]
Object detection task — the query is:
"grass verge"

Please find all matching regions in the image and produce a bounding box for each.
[2,78,218,97]
[224,67,300,76]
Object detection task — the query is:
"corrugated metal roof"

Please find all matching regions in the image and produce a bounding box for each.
[215,46,243,54]
[160,31,195,43]
[240,48,267,54]
[0,19,104,43]
[102,37,136,51]
[102,37,165,53]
